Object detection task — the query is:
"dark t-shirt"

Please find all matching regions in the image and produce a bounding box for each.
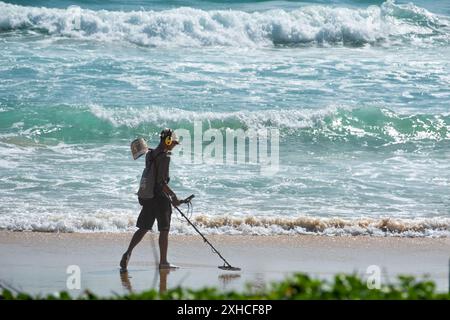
[150,147,170,196]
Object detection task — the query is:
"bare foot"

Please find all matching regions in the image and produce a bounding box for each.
[120,252,130,272]
[159,263,179,270]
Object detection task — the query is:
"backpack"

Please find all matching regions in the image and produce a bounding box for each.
[137,148,163,199]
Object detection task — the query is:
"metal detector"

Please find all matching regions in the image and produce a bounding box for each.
[173,194,241,272]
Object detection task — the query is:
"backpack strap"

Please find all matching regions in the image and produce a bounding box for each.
[149,149,167,195]
[145,148,164,168]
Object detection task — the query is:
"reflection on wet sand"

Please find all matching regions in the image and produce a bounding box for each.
[218,273,241,290]
[159,269,170,294]
[120,271,133,293]
[120,269,245,294]
[119,268,173,294]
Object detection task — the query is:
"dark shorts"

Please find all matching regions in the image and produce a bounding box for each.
[136,195,172,231]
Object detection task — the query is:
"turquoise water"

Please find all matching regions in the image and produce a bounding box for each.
[0,0,449,236]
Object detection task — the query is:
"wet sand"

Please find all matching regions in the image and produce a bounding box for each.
[0,231,449,297]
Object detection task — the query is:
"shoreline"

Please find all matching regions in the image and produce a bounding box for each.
[0,231,449,296]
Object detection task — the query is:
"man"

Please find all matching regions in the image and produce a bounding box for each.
[120,128,181,271]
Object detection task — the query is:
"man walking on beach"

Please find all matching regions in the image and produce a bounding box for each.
[120,128,181,271]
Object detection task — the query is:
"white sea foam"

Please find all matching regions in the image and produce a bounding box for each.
[0,158,18,169]
[0,1,448,47]
[0,211,448,237]
[88,103,325,130]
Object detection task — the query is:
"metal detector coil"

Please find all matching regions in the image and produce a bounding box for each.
[219,265,241,271]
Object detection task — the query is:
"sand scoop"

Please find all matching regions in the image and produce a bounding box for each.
[171,194,241,272]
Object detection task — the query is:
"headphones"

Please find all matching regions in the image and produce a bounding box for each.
[160,128,173,147]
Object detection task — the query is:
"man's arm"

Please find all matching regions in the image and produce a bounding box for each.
[162,184,180,206]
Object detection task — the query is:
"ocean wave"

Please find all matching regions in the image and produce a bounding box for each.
[0,212,448,237]
[189,215,450,237]
[92,104,450,145]
[1,104,449,147]
[0,1,448,47]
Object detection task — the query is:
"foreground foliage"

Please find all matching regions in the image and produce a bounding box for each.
[1,273,448,300]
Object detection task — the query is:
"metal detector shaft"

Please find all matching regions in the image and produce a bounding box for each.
[172,204,234,268]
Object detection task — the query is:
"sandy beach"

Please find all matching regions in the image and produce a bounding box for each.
[0,231,448,297]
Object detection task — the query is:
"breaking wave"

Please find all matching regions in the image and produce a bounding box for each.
[0,1,449,47]
[0,212,448,237]
[189,215,450,237]
[1,104,449,147]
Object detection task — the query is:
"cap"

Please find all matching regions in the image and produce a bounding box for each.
[171,131,180,144]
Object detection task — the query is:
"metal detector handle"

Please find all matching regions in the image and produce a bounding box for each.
[181,194,195,204]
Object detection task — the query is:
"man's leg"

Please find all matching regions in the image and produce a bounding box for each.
[158,199,177,269]
[159,230,169,266]
[126,228,148,253]
[120,228,148,270]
